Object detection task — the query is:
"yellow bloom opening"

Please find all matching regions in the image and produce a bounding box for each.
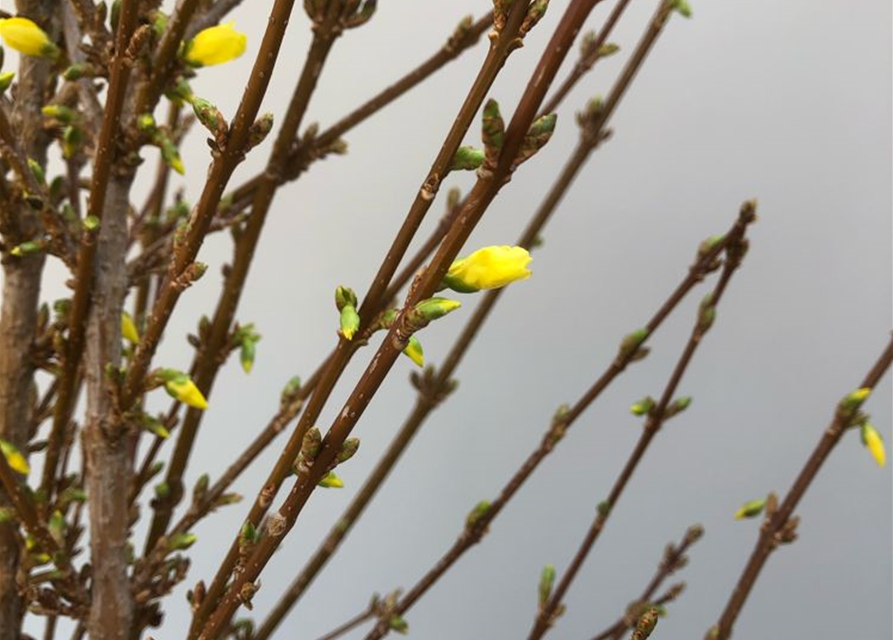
[861,423,886,468]
[0,17,58,58]
[1,439,30,475]
[184,22,247,67]
[444,245,532,293]
[164,375,209,410]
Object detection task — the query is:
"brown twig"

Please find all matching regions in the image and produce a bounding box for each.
[119,0,303,413]
[220,12,494,220]
[708,335,893,640]
[199,3,612,636]
[313,604,377,640]
[359,205,753,640]
[541,0,633,115]
[589,525,703,640]
[190,5,537,634]
[139,0,349,560]
[528,203,756,640]
[252,18,659,624]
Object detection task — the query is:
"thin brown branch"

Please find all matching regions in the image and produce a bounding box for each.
[359,205,753,640]
[709,334,893,640]
[255,4,678,630]
[589,525,702,640]
[139,0,347,559]
[200,2,607,636]
[190,5,537,635]
[221,12,493,216]
[541,0,633,115]
[313,604,376,640]
[253,100,612,640]
[528,203,756,640]
[120,0,303,413]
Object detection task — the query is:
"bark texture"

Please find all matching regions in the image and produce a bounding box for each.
[83,177,134,640]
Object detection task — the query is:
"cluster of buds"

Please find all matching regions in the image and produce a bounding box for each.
[409,365,458,407]
[369,589,408,635]
[292,426,360,490]
[737,493,799,547]
[477,98,558,176]
[618,328,651,363]
[335,285,361,341]
[41,106,85,160]
[629,395,693,423]
[578,31,622,70]
[303,0,377,30]
[837,387,885,467]
[631,607,661,640]
[232,323,261,374]
[137,114,186,175]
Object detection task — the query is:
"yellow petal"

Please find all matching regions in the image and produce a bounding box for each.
[445,245,532,292]
[0,439,30,475]
[0,17,57,57]
[185,22,247,67]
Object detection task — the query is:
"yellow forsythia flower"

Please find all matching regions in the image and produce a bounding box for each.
[0,17,58,58]
[0,439,30,475]
[184,22,247,67]
[443,245,532,293]
[121,312,140,344]
[861,423,885,468]
[161,371,209,410]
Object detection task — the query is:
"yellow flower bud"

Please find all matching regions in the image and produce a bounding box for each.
[184,22,247,67]
[861,423,885,468]
[121,311,140,344]
[0,17,58,58]
[160,370,209,410]
[318,471,344,489]
[0,439,30,475]
[443,245,532,293]
[403,335,424,367]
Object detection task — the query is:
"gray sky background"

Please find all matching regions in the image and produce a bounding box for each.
[10,0,892,638]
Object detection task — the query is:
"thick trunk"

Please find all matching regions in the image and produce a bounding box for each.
[83,177,134,639]
[0,2,56,635]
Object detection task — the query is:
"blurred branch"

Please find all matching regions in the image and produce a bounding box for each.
[708,335,893,640]
[589,525,703,640]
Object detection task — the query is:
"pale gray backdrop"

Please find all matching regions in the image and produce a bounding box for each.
[13,0,893,638]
